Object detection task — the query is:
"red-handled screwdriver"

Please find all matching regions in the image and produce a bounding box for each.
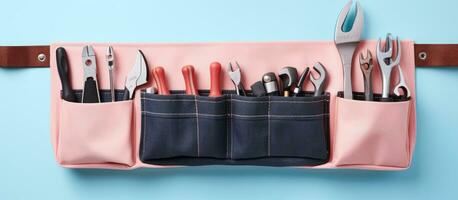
[153,66,170,95]
[182,65,199,95]
[209,62,222,97]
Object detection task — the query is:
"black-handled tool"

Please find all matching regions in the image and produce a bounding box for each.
[292,67,309,97]
[56,47,76,102]
[82,45,100,103]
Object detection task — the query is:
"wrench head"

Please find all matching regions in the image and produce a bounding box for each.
[376,36,401,69]
[310,62,326,86]
[278,66,298,88]
[359,49,372,65]
[335,0,364,45]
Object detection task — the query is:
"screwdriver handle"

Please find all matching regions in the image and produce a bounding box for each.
[154,66,170,95]
[182,65,199,95]
[56,47,76,102]
[209,62,222,97]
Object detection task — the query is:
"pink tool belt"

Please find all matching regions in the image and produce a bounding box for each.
[50,41,416,170]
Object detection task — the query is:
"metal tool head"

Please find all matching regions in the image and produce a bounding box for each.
[376,35,401,69]
[393,65,411,98]
[82,45,97,79]
[124,50,148,99]
[335,0,364,45]
[106,46,115,70]
[310,62,326,85]
[228,61,242,84]
[310,62,327,96]
[278,66,298,89]
[359,49,373,70]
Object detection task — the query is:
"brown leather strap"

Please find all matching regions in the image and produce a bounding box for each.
[0,44,458,68]
[0,46,50,68]
[414,44,458,67]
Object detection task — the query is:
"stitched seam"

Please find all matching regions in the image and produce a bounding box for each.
[142,97,146,158]
[194,96,200,157]
[226,95,230,158]
[141,111,225,117]
[231,113,329,118]
[230,94,233,159]
[231,99,325,104]
[268,96,271,156]
[141,111,328,118]
[141,98,227,103]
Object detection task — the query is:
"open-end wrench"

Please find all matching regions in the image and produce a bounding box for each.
[376,34,401,100]
[310,62,327,96]
[359,49,374,101]
[334,0,364,99]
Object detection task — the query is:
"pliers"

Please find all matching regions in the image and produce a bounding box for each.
[228,61,247,96]
[122,50,149,100]
[82,45,100,103]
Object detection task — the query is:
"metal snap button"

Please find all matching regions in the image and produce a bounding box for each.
[37,53,46,62]
[418,52,427,61]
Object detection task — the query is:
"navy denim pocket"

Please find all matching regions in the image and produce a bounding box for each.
[140,94,198,160]
[230,95,269,159]
[196,96,228,158]
[269,96,329,159]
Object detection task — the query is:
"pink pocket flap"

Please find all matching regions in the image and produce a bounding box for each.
[57,100,134,167]
[333,97,411,168]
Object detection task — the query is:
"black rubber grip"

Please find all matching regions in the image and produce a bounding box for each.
[56,47,76,102]
[82,78,100,103]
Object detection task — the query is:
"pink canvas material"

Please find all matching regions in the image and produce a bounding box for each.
[49,41,416,170]
[58,100,134,167]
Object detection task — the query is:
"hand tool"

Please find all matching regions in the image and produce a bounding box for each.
[250,81,267,97]
[228,62,246,96]
[147,68,158,94]
[262,72,279,96]
[182,65,199,95]
[393,65,411,99]
[56,47,76,102]
[278,66,298,97]
[105,46,115,102]
[359,49,374,101]
[292,67,309,97]
[122,50,149,100]
[334,0,364,99]
[209,62,222,97]
[153,66,170,95]
[376,34,401,100]
[82,45,100,103]
[310,62,327,96]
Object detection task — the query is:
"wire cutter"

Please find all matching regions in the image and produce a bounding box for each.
[228,61,246,96]
[82,45,100,103]
[122,50,149,100]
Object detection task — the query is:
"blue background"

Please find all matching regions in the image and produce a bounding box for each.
[1,0,457,199]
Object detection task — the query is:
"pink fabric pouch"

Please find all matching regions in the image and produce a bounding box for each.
[50,41,416,170]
